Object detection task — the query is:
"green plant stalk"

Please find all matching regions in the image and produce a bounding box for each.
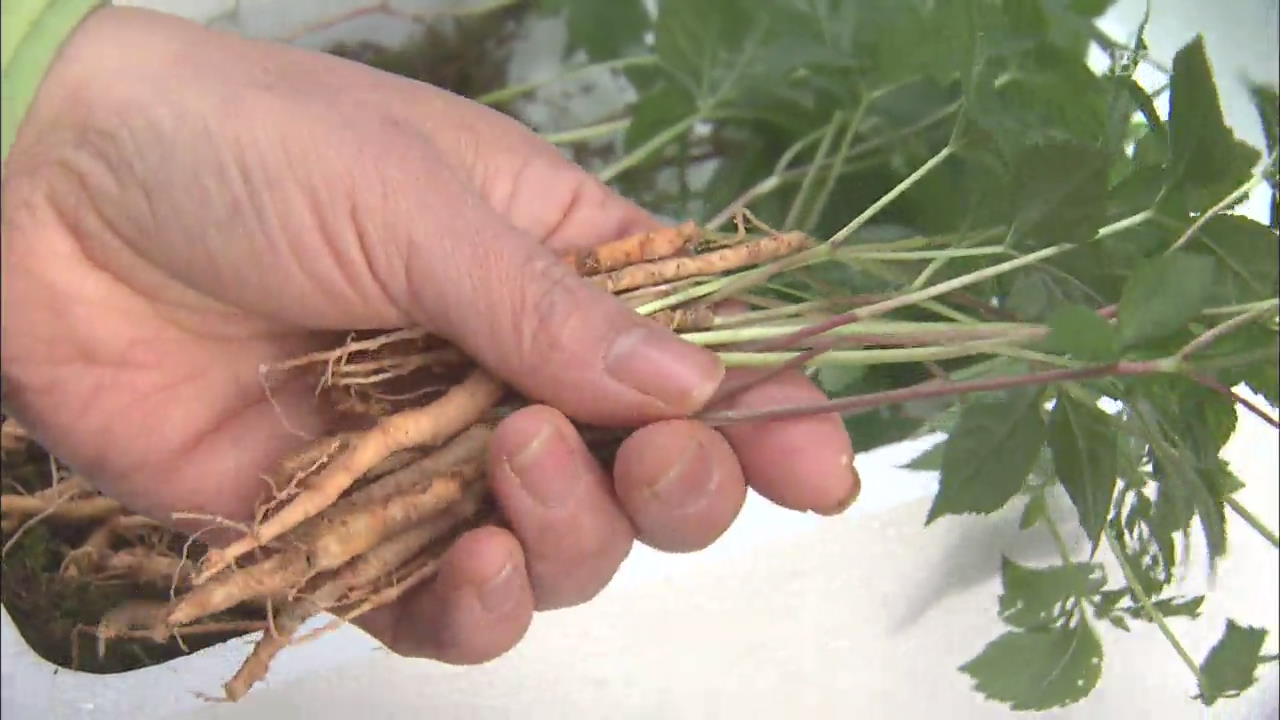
[1104,528,1205,688]
[1167,150,1277,254]
[541,117,631,145]
[846,246,1012,261]
[1224,496,1280,549]
[838,209,1154,323]
[715,341,1063,369]
[804,104,870,231]
[475,54,658,106]
[829,145,957,246]
[707,100,962,228]
[784,114,844,229]
[909,229,1007,290]
[598,113,703,183]
[683,319,1038,346]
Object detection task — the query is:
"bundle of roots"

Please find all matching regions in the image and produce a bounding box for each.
[2,221,815,701]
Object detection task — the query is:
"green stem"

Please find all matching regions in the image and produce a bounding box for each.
[1103,528,1205,688]
[684,320,1037,346]
[1167,150,1277,254]
[784,114,843,229]
[843,245,1012,261]
[475,54,658,106]
[715,340,1056,368]
[541,117,631,145]
[829,145,956,246]
[803,104,867,230]
[706,100,961,228]
[842,208,1153,323]
[598,112,702,183]
[1224,495,1280,549]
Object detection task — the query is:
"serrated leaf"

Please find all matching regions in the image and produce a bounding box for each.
[1048,393,1119,546]
[1044,304,1120,361]
[1010,141,1108,248]
[998,557,1106,630]
[903,441,945,472]
[1197,620,1270,706]
[1167,37,1260,210]
[960,622,1103,711]
[1185,215,1280,307]
[1245,358,1280,409]
[1121,595,1204,621]
[1250,83,1279,159]
[1116,252,1218,349]
[927,389,1046,522]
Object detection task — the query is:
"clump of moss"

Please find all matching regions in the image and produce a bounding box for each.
[1,439,255,674]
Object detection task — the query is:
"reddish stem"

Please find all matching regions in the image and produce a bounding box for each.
[699,361,1160,426]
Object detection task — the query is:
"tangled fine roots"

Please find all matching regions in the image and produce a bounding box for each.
[2,221,814,701]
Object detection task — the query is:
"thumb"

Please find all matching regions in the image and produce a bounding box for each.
[390,184,724,427]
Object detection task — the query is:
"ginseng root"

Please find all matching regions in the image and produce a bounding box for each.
[560,220,701,275]
[195,369,503,582]
[591,232,811,293]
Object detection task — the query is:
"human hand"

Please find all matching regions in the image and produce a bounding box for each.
[0,7,857,664]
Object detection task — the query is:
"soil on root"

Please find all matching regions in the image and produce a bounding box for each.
[0,435,259,674]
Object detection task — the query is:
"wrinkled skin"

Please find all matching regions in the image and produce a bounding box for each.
[0,7,858,663]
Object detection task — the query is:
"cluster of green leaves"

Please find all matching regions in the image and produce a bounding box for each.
[518,0,1280,711]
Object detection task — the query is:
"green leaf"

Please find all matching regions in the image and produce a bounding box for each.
[960,621,1104,711]
[1250,83,1279,159]
[1245,357,1280,410]
[927,389,1047,522]
[1048,393,1119,546]
[624,82,697,151]
[997,557,1106,630]
[1197,619,1270,706]
[1168,36,1260,210]
[542,0,651,62]
[1010,141,1108,248]
[1121,595,1204,621]
[1184,215,1280,307]
[1116,252,1218,350]
[1043,304,1120,361]
[903,440,945,472]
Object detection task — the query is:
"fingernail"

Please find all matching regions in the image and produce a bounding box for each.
[815,458,862,516]
[505,423,580,509]
[645,437,713,512]
[605,326,724,412]
[478,557,522,614]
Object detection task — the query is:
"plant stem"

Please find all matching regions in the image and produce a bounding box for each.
[707,100,961,228]
[1175,301,1279,361]
[784,114,844,229]
[803,104,867,230]
[475,54,658,106]
[598,113,702,183]
[1224,495,1280,549]
[699,360,1167,425]
[683,320,1037,346]
[715,340,1037,368]
[542,117,631,145]
[1103,528,1205,688]
[829,145,956,246]
[844,245,1012,261]
[1167,150,1278,253]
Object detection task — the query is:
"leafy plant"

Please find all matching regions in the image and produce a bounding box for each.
[484,0,1278,711]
